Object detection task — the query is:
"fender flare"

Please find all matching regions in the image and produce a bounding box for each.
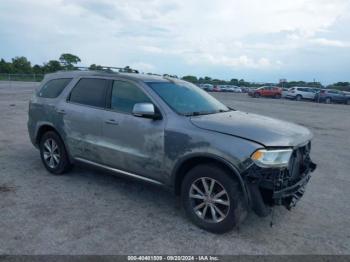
[170,153,250,205]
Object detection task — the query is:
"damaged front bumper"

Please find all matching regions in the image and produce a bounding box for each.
[244,144,317,217]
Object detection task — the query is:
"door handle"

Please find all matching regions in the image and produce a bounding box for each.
[56,109,66,115]
[105,119,119,125]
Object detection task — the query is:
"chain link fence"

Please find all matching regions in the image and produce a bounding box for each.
[0,73,44,82]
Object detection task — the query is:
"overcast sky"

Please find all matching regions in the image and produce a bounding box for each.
[1,0,350,84]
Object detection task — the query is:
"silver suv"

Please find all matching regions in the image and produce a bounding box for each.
[28,70,316,233]
[286,87,317,101]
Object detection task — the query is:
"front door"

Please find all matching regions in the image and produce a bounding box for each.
[100,80,165,182]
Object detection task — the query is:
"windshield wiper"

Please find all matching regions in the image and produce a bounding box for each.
[184,109,230,116]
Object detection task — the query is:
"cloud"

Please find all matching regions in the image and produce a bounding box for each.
[309,38,350,47]
[186,54,274,69]
[129,62,155,72]
[0,0,350,83]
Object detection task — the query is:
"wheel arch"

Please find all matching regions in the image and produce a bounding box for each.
[35,123,58,146]
[35,124,73,162]
[171,154,249,203]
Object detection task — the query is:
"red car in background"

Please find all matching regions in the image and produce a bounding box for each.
[248,86,282,98]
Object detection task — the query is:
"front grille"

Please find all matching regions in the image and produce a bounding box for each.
[287,142,311,182]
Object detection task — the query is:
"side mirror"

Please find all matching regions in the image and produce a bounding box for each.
[132,103,161,120]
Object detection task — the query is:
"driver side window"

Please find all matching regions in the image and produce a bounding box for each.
[111,81,152,114]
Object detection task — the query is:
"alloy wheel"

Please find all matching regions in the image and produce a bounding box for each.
[43,138,60,169]
[189,177,230,223]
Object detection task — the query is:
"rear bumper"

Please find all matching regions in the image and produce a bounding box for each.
[244,149,316,216]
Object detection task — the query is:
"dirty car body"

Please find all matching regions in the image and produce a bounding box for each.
[28,70,316,233]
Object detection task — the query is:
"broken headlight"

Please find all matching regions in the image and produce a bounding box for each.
[251,149,293,168]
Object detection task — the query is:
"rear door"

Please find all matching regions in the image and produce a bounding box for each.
[100,79,166,182]
[58,77,108,160]
[265,87,273,96]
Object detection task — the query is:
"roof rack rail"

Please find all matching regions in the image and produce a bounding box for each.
[75,66,139,74]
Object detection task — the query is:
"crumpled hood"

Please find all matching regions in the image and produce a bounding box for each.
[190,111,313,147]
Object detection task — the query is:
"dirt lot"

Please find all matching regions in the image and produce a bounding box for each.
[0,81,349,255]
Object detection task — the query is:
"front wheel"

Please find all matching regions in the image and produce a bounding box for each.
[254,93,260,98]
[40,131,71,175]
[296,95,302,101]
[325,97,331,104]
[181,164,247,234]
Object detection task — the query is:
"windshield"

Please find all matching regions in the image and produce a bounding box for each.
[147,81,230,116]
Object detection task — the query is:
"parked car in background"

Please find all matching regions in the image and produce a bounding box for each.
[314,89,350,104]
[200,84,213,92]
[232,86,242,93]
[248,86,282,98]
[212,85,222,92]
[241,87,250,93]
[219,85,229,92]
[281,88,289,98]
[286,87,317,101]
[343,91,350,97]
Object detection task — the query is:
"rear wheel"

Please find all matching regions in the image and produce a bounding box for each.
[181,164,247,234]
[346,99,350,105]
[39,131,71,174]
[275,94,281,99]
[325,97,331,104]
[296,94,302,101]
[254,93,260,98]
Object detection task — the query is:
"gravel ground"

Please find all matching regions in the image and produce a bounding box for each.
[0,81,349,255]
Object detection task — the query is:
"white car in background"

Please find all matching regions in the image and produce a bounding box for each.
[281,88,289,98]
[286,87,317,101]
[232,86,242,93]
[226,86,242,93]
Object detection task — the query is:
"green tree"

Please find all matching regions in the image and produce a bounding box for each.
[204,76,212,83]
[11,56,31,73]
[182,75,198,83]
[43,60,62,73]
[229,78,239,85]
[59,53,81,70]
[0,58,12,73]
[89,64,103,70]
[32,64,43,74]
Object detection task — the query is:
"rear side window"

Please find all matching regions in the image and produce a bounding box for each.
[69,78,108,108]
[38,78,72,98]
[111,80,151,113]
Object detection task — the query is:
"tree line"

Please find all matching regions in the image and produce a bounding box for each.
[0,54,81,74]
[0,54,349,90]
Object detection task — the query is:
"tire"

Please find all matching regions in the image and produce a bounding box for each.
[275,94,281,99]
[346,99,350,105]
[181,164,247,234]
[39,131,71,175]
[296,95,302,101]
[325,97,331,104]
[254,93,260,98]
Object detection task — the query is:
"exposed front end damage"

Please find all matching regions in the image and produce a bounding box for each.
[244,143,317,217]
